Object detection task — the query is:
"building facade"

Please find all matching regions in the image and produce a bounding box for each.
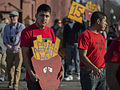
[0,0,71,26]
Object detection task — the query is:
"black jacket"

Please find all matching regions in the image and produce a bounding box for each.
[63,22,86,48]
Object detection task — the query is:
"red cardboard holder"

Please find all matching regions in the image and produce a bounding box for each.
[31,55,62,90]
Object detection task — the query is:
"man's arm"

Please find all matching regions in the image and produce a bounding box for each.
[57,64,64,81]
[3,26,13,50]
[22,47,40,82]
[4,43,13,50]
[79,48,103,78]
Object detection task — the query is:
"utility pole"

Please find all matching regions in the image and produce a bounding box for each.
[103,0,105,13]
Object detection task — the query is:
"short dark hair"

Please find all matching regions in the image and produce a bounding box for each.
[91,11,106,26]
[37,4,51,14]
[54,19,59,26]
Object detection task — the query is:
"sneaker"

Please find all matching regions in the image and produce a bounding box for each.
[8,83,13,89]
[0,77,4,81]
[13,85,18,90]
[64,75,73,81]
[76,76,80,80]
[0,73,6,81]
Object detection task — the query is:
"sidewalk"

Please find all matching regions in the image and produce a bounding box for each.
[0,69,82,90]
[0,80,81,90]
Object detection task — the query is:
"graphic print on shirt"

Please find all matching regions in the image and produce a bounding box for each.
[95,39,104,50]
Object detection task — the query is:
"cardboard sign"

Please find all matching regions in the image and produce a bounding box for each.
[31,35,62,90]
[68,1,85,23]
[68,1,100,22]
[31,55,62,90]
[86,1,100,12]
[32,35,60,60]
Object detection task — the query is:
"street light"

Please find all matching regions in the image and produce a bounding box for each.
[110,8,114,25]
[113,15,116,20]
[110,8,114,14]
[113,15,116,24]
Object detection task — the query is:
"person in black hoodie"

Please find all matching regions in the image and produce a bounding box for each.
[63,18,86,81]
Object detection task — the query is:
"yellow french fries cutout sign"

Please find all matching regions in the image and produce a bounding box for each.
[68,1,100,23]
[32,35,60,60]
[68,1,85,23]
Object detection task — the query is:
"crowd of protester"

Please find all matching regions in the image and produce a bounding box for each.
[0,3,119,90]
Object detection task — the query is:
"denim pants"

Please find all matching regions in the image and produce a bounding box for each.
[27,81,42,90]
[80,67,107,90]
[65,43,80,75]
[6,51,23,86]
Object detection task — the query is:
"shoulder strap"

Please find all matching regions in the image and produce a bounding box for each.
[16,23,23,31]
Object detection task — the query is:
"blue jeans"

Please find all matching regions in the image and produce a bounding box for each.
[65,43,80,75]
[27,81,42,90]
[80,67,107,90]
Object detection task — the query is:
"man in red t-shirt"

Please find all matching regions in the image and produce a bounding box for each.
[77,11,108,90]
[20,4,64,90]
[105,37,120,90]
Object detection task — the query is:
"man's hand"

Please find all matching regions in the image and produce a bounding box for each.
[92,68,103,79]
[29,71,40,82]
[7,44,14,51]
[13,46,19,51]
[57,65,64,81]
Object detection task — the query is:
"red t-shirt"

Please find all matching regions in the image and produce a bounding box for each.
[77,29,106,68]
[105,37,120,62]
[20,24,56,81]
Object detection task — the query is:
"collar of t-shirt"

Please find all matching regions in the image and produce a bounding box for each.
[88,27,99,34]
[68,21,75,29]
